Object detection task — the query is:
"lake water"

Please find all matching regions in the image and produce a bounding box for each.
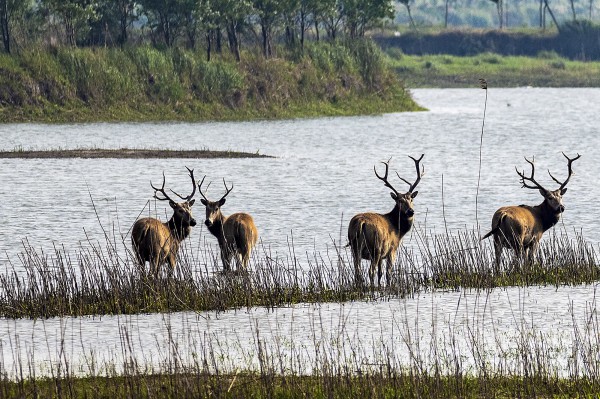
[0,88,599,378]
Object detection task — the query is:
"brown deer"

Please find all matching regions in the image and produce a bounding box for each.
[131,167,197,275]
[199,176,258,272]
[482,152,581,267]
[348,155,424,288]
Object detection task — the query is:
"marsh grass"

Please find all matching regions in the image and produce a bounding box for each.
[0,224,598,318]
[386,52,600,87]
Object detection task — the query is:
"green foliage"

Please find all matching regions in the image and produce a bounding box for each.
[0,42,419,122]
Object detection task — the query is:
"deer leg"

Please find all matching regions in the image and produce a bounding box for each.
[369,256,380,290]
[351,245,364,287]
[528,241,540,265]
[493,236,502,272]
[220,249,231,273]
[385,255,394,288]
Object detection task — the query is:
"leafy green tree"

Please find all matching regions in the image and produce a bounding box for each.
[42,0,98,46]
[139,0,192,47]
[252,0,289,57]
[85,0,137,46]
[321,0,343,39]
[344,0,394,38]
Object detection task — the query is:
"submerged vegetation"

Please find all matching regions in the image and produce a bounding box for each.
[1,228,597,319]
[0,41,422,123]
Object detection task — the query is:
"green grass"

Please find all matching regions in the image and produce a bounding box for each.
[386,51,600,87]
[2,373,600,398]
[0,41,423,123]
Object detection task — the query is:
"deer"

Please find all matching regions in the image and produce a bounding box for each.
[198,176,258,273]
[131,167,197,275]
[482,152,581,268]
[348,155,424,289]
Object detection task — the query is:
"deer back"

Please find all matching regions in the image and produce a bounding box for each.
[223,212,258,252]
[132,217,177,264]
[348,212,403,259]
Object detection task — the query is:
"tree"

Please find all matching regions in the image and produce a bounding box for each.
[343,0,393,37]
[0,0,10,53]
[489,0,503,29]
[139,0,192,47]
[252,0,288,58]
[42,0,98,46]
[397,0,416,29]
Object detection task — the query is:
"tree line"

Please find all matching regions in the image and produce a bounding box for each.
[0,0,395,59]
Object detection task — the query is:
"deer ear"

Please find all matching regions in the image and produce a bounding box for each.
[560,187,567,195]
[539,188,548,197]
[411,191,419,198]
[390,192,398,200]
[188,199,195,206]
[169,200,177,209]
[200,199,208,206]
[219,198,226,206]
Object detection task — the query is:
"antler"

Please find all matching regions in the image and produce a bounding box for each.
[220,178,234,202]
[396,154,425,193]
[516,156,546,190]
[170,166,197,202]
[198,175,210,202]
[547,152,581,190]
[150,172,177,202]
[374,158,400,196]
[198,176,233,202]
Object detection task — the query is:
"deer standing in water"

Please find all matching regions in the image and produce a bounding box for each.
[348,155,424,288]
[482,153,581,268]
[131,167,197,275]
[199,177,258,272]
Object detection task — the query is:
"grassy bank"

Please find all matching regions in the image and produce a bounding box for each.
[386,51,600,87]
[1,229,597,318]
[0,41,422,123]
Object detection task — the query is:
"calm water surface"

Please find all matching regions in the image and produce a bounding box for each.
[0,88,597,263]
[0,88,599,377]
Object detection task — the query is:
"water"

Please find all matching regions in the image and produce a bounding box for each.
[1,285,599,378]
[0,88,599,377]
[0,88,597,265]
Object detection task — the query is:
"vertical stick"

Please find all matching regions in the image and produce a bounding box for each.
[476,78,488,235]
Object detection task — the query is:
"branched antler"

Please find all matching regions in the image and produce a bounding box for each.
[396,154,425,193]
[548,152,581,190]
[516,156,547,190]
[198,176,233,202]
[170,166,197,202]
[374,158,400,196]
[151,172,176,202]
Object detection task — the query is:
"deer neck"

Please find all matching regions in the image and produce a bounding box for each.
[536,200,562,231]
[207,212,227,242]
[167,217,192,241]
[385,205,414,233]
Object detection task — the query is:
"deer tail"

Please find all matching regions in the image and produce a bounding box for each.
[481,214,504,241]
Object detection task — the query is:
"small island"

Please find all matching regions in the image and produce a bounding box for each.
[0,148,272,159]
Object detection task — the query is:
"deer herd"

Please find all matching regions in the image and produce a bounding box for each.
[131,152,581,289]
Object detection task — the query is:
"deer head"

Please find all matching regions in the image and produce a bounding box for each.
[516,152,581,213]
[374,154,424,218]
[198,176,233,228]
[151,166,197,228]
